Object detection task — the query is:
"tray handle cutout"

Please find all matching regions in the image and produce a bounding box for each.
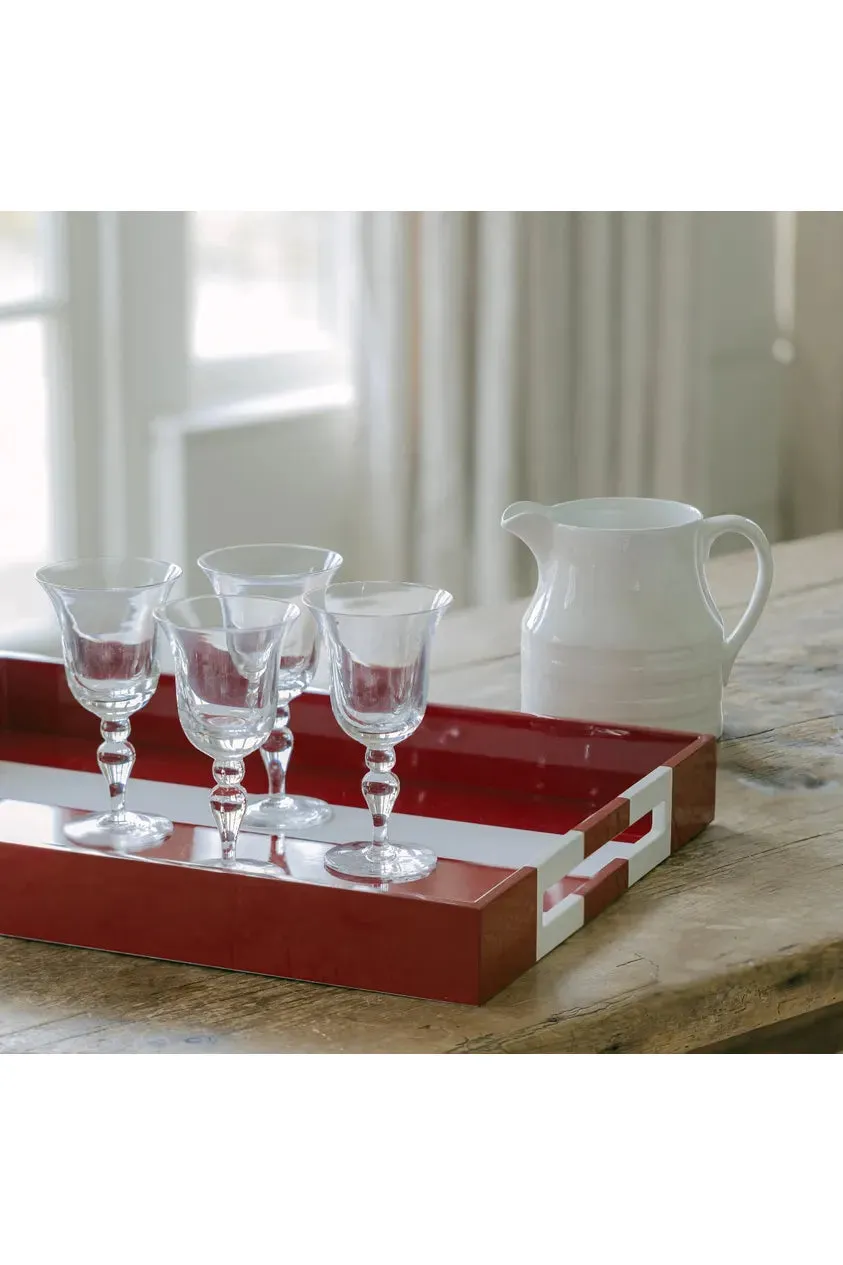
[535,765,674,960]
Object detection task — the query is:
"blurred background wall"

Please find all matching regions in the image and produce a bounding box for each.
[0,209,827,655]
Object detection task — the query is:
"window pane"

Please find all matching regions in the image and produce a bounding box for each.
[191,212,326,359]
[0,213,49,304]
[0,321,53,634]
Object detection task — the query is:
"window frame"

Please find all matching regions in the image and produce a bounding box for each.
[0,212,74,646]
[0,210,352,652]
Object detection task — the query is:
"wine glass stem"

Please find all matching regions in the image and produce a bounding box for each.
[260,701,293,802]
[362,747,400,853]
[210,760,247,863]
[372,818,389,847]
[97,718,135,823]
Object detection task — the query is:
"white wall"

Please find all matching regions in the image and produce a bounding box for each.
[784,212,843,540]
[150,395,367,599]
[697,212,785,542]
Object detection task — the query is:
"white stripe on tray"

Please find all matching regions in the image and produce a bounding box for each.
[0,761,569,872]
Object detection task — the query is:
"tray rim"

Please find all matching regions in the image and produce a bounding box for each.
[0,649,718,758]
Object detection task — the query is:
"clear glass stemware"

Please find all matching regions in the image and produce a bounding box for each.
[197,543,342,833]
[35,556,182,849]
[154,594,301,872]
[304,581,453,884]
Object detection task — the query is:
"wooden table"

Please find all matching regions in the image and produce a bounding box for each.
[3,531,843,1054]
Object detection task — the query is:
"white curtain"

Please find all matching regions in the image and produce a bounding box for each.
[351,211,779,607]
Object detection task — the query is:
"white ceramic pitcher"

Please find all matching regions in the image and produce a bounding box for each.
[501,497,774,737]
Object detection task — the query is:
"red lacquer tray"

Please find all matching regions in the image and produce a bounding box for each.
[0,655,716,1004]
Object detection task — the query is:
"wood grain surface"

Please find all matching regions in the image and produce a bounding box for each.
[3,530,843,1054]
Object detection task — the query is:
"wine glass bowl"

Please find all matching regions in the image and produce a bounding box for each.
[197,543,342,833]
[304,581,453,884]
[154,594,302,870]
[35,556,182,850]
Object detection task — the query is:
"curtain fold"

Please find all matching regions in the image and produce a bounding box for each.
[352,211,776,607]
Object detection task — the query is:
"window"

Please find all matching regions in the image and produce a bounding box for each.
[192,212,326,358]
[0,212,351,653]
[0,213,65,642]
[188,211,350,408]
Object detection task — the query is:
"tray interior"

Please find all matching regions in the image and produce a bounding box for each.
[0,655,700,837]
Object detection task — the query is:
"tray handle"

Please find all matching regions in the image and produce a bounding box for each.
[536,765,674,960]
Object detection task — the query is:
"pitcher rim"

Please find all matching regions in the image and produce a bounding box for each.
[532,497,703,533]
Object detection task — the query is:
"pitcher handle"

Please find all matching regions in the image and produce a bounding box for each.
[699,514,774,683]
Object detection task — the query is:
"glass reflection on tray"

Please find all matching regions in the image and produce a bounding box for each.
[0,798,346,886]
[0,797,515,904]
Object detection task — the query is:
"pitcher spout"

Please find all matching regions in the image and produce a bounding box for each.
[501,501,555,569]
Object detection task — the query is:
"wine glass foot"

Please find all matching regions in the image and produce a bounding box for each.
[324,841,437,885]
[63,811,173,852]
[244,794,333,833]
[197,856,286,878]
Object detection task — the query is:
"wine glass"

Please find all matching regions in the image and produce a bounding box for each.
[35,557,182,849]
[197,543,342,833]
[154,594,301,871]
[304,581,453,884]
